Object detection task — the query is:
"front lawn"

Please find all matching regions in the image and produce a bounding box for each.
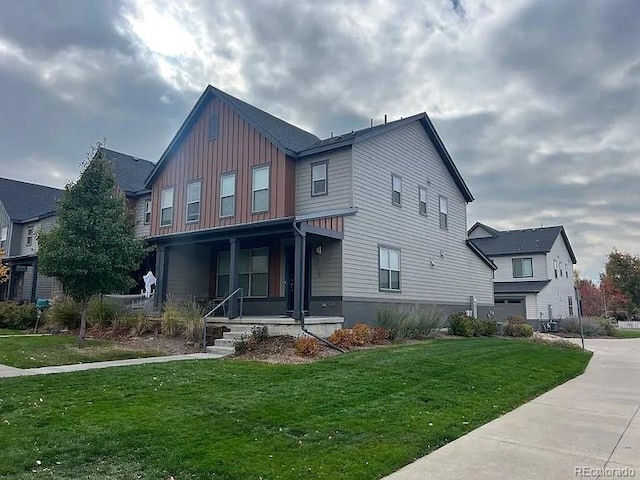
[0,334,165,368]
[0,328,27,335]
[615,328,640,338]
[0,338,590,480]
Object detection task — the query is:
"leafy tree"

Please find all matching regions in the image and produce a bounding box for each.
[575,276,602,317]
[604,251,640,317]
[0,249,8,285]
[38,144,146,347]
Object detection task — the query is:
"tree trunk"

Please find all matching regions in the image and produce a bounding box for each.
[78,300,87,348]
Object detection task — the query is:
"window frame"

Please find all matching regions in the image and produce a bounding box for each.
[216,248,269,298]
[418,186,428,217]
[251,164,270,214]
[391,174,402,207]
[160,186,175,227]
[568,296,574,316]
[219,172,236,219]
[378,245,401,292]
[438,195,448,229]
[0,226,7,251]
[143,199,152,225]
[311,161,328,197]
[512,257,534,278]
[554,259,558,278]
[185,180,202,224]
[26,226,34,246]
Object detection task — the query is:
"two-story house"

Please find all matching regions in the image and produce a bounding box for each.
[0,149,155,302]
[146,85,496,326]
[468,223,578,325]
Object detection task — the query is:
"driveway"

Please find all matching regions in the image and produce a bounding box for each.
[384,339,640,480]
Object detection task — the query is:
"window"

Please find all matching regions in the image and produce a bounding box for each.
[512,258,533,278]
[568,296,574,316]
[209,113,218,141]
[143,200,151,225]
[220,173,236,218]
[0,226,7,251]
[252,165,270,213]
[160,187,174,227]
[554,260,558,278]
[418,186,428,216]
[186,181,201,223]
[379,247,401,291]
[311,162,328,196]
[26,226,33,246]
[566,264,569,278]
[439,196,448,229]
[216,248,269,298]
[391,175,402,206]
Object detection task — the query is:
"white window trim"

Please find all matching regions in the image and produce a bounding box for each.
[391,174,402,206]
[143,200,152,225]
[311,161,328,197]
[512,257,533,278]
[185,180,202,223]
[252,165,270,213]
[220,172,236,218]
[439,195,448,229]
[26,226,34,246]
[379,246,401,292]
[418,186,428,216]
[160,187,174,227]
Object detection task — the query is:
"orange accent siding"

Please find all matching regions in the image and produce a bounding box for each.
[308,216,344,233]
[149,96,295,236]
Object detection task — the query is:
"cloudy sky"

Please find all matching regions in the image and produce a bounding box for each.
[1,0,638,279]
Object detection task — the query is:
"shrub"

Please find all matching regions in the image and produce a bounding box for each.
[47,297,81,329]
[233,325,269,354]
[111,312,136,332]
[371,327,391,344]
[180,300,205,344]
[251,325,269,343]
[0,302,38,330]
[87,296,121,328]
[295,337,319,357]
[132,312,158,336]
[328,328,355,349]
[504,316,533,337]
[476,319,498,336]
[352,324,372,346]
[562,317,616,337]
[377,305,443,340]
[448,312,477,337]
[161,297,182,337]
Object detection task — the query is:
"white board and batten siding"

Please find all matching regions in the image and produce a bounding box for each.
[295,148,353,215]
[343,121,494,306]
[538,235,577,319]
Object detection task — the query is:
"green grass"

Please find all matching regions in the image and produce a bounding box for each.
[0,328,28,335]
[0,338,590,480]
[615,328,640,338]
[0,335,164,368]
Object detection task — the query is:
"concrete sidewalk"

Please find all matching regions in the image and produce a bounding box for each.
[0,352,225,378]
[384,339,640,480]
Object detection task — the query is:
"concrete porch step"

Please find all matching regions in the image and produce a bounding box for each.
[206,345,235,356]
[214,337,236,348]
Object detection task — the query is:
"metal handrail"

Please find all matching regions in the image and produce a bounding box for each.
[202,288,243,352]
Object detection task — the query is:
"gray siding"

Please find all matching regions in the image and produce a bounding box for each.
[16,215,57,257]
[10,224,22,257]
[342,121,494,308]
[538,236,577,320]
[0,202,10,255]
[295,148,353,215]
[468,226,494,239]
[310,239,342,297]
[165,244,210,300]
[492,254,547,282]
[36,275,55,300]
[134,196,151,239]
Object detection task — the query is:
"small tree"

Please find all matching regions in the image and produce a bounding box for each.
[0,248,9,285]
[605,250,640,317]
[38,143,146,347]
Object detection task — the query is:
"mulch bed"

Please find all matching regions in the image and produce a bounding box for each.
[233,335,341,364]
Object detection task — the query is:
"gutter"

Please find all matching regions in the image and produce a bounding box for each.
[292,220,345,353]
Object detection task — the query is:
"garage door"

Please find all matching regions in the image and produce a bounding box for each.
[493,298,526,321]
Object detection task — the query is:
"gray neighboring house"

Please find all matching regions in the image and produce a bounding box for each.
[0,148,156,302]
[468,223,578,325]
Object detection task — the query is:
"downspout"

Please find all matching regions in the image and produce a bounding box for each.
[292,221,345,353]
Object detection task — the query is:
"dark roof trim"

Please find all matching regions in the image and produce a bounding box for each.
[467,222,501,238]
[466,240,497,270]
[559,227,578,264]
[15,211,57,224]
[494,280,551,294]
[295,207,358,222]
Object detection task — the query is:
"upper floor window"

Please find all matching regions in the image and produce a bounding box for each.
[252,165,270,213]
[419,186,428,216]
[379,246,401,291]
[186,181,201,223]
[439,196,448,229]
[143,200,151,225]
[311,162,328,196]
[513,257,533,278]
[26,226,34,246]
[220,173,236,218]
[554,259,558,278]
[160,187,174,227]
[391,175,402,206]
[566,264,569,278]
[0,226,7,251]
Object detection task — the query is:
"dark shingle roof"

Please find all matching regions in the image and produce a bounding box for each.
[495,280,551,294]
[99,148,155,195]
[469,225,577,263]
[0,178,62,222]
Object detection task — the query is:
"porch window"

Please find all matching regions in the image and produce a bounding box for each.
[220,173,236,218]
[0,226,7,251]
[512,257,533,278]
[392,174,402,206]
[160,187,174,227]
[439,196,448,229]
[252,165,270,213]
[379,246,401,291]
[26,226,33,246]
[186,181,201,223]
[216,248,269,298]
[419,186,428,216]
[143,200,151,225]
[568,296,574,316]
[311,162,328,196]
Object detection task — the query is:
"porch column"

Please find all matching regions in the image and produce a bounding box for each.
[30,259,38,303]
[154,245,167,310]
[227,238,239,319]
[7,265,16,301]
[293,226,306,321]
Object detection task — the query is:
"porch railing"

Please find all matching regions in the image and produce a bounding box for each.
[202,288,244,352]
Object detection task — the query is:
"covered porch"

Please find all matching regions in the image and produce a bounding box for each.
[2,254,38,303]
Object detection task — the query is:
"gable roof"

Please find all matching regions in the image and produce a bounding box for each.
[468,221,501,238]
[146,85,321,185]
[0,177,62,223]
[99,148,155,196]
[466,240,497,270]
[469,225,577,264]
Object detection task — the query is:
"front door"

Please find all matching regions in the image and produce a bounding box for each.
[284,245,310,315]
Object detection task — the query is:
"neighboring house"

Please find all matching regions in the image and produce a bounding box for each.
[468,223,578,325]
[146,85,496,325]
[0,149,155,302]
